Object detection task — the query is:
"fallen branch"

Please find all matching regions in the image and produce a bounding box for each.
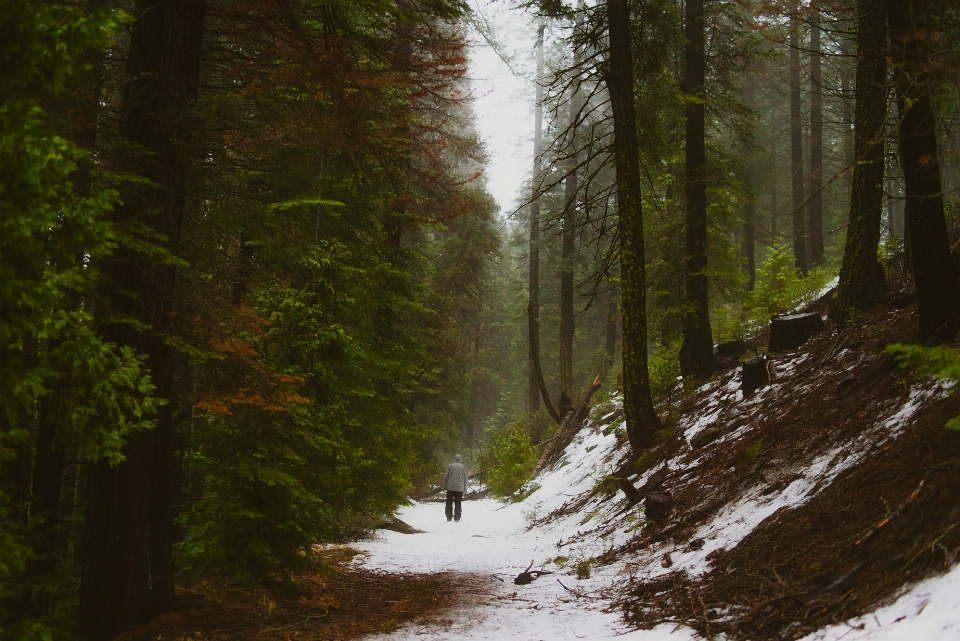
[514,559,554,585]
[532,373,603,476]
[855,479,925,547]
[529,305,563,424]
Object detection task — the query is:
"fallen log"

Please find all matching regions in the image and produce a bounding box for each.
[611,477,643,503]
[532,373,603,477]
[528,306,563,424]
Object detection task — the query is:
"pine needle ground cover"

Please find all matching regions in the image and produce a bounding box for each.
[596,279,960,639]
[116,547,490,641]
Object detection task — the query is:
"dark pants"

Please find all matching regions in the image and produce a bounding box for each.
[445,491,463,521]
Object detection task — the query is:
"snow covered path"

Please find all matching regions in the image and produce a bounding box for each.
[349,379,960,641]
[354,497,693,641]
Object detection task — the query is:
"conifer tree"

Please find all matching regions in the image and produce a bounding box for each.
[835,0,887,322]
[888,0,960,342]
[605,0,662,450]
[679,0,714,380]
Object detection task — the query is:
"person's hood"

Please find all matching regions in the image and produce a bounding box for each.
[454,454,462,463]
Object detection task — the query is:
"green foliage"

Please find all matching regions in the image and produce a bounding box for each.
[878,234,904,268]
[736,436,769,465]
[486,420,538,498]
[648,343,682,401]
[573,558,591,580]
[178,409,334,581]
[0,1,155,636]
[731,243,836,342]
[887,344,960,430]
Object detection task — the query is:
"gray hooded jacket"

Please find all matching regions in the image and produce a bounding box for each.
[442,454,469,493]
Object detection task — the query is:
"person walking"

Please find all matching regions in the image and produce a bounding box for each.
[441,454,468,522]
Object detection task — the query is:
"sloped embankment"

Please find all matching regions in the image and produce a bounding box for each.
[533,302,960,639]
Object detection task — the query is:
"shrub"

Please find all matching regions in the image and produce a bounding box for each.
[648,342,682,401]
[486,419,538,498]
[887,344,960,430]
[574,558,591,580]
[740,242,836,342]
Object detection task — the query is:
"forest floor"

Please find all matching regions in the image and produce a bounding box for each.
[116,545,488,640]
[121,295,960,641]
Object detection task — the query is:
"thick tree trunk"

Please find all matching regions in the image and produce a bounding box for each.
[560,67,580,398]
[789,1,808,275]
[79,2,205,638]
[605,0,662,451]
[606,284,618,369]
[746,201,757,291]
[528,24,544,413]
[809,8,825,266]
[770,138,778,238]
[888,0,960,342]
[835,0,888,322]
[679,0,713,380]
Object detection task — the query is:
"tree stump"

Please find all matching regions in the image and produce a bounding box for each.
[716,339,754,360]
[768,312,824,352]
[741,356,770,397]
[691,425,722,449]
[645,490,673,522]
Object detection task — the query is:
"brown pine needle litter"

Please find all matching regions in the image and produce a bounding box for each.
[116,547,492,641]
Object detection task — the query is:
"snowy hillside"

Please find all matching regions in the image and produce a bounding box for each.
[358,307,960,640]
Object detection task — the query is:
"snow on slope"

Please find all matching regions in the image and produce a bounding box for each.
[355,421,674,641]
[355,350,956,640]
[800,562,960,640]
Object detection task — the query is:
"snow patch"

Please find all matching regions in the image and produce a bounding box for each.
[356,361,946,639]
[800,563,960,641]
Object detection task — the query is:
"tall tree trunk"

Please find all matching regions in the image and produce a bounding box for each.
[605,0,662,451]
[888,0,960,341]
[789,0,809,274]
[835,0,888,322]
[746,201,757,291]
[606,284,619,369]
[560,58,580,400]
[809,6,825,266]
[771,137,778,238]
[679,0,713,380]
[79,2,205,638]
[528,24,544,413]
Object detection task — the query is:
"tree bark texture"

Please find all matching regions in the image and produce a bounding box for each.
[746,201,756,291]
[679,0,713,380]
[888,0,960,342]
[606,284,619,369]
[835,0,888,322]
[560,66,580,398]
[605,0,662,451]
[770,137,778,238]
[528,24,544,412]
[809,7,825,266]
[79,2,205,638]
[789,1,808,274]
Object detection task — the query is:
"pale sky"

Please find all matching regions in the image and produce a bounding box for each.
[466,1,536,218]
